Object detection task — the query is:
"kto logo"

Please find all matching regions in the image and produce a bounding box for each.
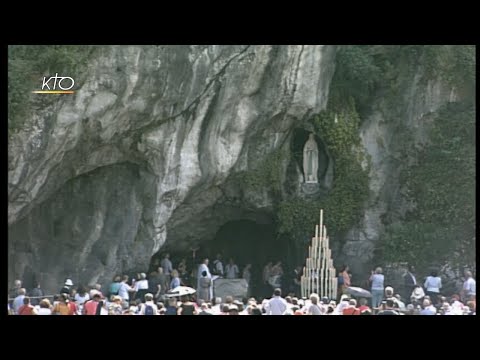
[32,73,75,94]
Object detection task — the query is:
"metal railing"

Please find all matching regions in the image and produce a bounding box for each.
[8,294,55,302]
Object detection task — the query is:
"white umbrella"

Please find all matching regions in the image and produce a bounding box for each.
[166,286,196,298]
[346,286,372,298]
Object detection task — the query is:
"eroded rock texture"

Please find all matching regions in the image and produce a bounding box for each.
[9,45,336,290]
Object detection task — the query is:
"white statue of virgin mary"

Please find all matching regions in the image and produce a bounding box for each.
[303,133,319,183]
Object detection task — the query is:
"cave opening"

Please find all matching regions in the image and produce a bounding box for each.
[206,219,300,297]
[208,220,279,267]
[150,217,302,298]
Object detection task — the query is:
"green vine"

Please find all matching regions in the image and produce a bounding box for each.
[329,45,475,121]
[382,102,475,268]
[381,222,440,266]
[8,45,96,135]
[238,148,285,194]
[278,198,320,237]
[423,45,475,89]
[278,101,370,238]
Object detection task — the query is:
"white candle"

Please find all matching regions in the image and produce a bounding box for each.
[302,277,305,298]
[318,269,323,296]
[334,278,337,300]
[320,209,323,237]
[332,276,335,300]
[301,278,304,298]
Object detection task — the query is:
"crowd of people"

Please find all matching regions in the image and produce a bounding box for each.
[7,253,476,315]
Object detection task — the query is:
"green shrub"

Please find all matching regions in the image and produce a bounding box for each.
[382,102,475,268]
[278,102,370,238]
[8,45,95,135]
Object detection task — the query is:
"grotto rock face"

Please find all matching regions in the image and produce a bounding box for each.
[339,68,463,276]
[8,45,336,291]
[9,45,470,293]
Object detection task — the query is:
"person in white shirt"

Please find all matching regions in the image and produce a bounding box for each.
[197,258,212,300]
[74,286,90,314]
[307,293,324,315]
[213,254,224,277]
[462,270,476,302]
[37,299,53,315]
[140,293,158,315]
[419,299,437,315]
[424,270,442,304]
[134,273,149,301]
[243,264,252,285]
[118,275,135,309]
[266,288,287,315]
[210,297,223,314]
[225,258,239,279]
[13,288,26,314]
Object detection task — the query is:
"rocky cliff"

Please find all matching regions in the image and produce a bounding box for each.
[8,45,475,292]
[8,45,336,291]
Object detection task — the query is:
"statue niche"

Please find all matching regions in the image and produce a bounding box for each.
[303,133,319,183]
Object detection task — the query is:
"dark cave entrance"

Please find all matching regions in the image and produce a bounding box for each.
[150,218,302,297]
[207,220,280,269]
[204,219,298,296]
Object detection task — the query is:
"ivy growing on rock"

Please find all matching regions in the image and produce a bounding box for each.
[238,147,286,195]
[382,102,475,269]
[330,45,475,270]
[8,45,96,135]
[278,100,370,239]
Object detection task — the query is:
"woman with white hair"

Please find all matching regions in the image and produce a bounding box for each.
[170,270,181,290]
[134,273,149,301]
[369,267,384,309]
[307,293,323,315]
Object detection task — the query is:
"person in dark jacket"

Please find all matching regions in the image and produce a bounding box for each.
[403,265,417,301]
[29,281,44,306]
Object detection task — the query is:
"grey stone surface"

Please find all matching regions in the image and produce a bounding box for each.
[213,279,248,301]
[8,45,336,292]
[8,45,471,293]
